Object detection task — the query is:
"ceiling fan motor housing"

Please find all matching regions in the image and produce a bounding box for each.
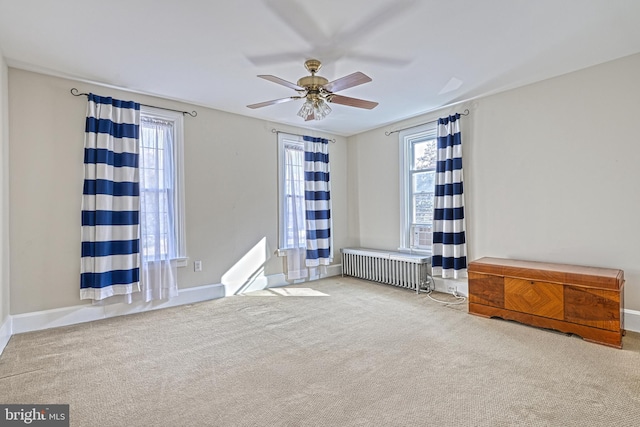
[297,75,329,91]
[297,59,329,92]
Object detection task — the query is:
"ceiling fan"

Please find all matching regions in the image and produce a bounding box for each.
[247,59,378,121]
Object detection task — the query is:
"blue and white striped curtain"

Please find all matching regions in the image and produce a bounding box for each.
[81,94,141,300]
[303,136,333,267]
[432,113,467,279]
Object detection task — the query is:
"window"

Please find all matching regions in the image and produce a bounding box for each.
[278,133,306,250]
[139,107,187,264]
[400,123,437,253]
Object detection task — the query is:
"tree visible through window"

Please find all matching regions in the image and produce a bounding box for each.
[400,124,437,251]
[412,139,437,225]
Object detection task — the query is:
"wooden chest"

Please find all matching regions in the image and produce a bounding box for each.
[468,257,625,348]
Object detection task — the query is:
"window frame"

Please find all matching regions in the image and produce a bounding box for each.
[277,132,306,253]
[139,106,187,266]
[399,122,437,254]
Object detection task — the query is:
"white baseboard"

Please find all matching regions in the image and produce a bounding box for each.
[431,277,468,297]
[8,264,638,340]
[11,265,342,335]
[420,278,640,336]
[624,309,640,334]
[267,264,342,288]
[12,283,226,334]
[0,315,12,356]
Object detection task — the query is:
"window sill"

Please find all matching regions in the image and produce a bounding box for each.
[142,258,188,267]
[277,248,305,257]
[397,247,432,257]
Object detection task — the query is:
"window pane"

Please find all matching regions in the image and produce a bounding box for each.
[413,139,437,170]
[411,138,436,226]
[413,171,435,193]
[142,147,157,163]
[159,192,167,214]
[283,142,305,248]
[413,193,434,224]
[141,167,156,188]
[140,117,176,260]
[143,234,156,258]
[141,191,154,214]
[159,233,168,256]
[401,124,438,251]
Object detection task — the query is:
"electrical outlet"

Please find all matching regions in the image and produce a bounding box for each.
[194,260,202,272]
[447,285,457,294]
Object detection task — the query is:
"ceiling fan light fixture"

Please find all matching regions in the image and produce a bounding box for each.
[297,98,314,120]
[297,97,331,121]
[314,98,332,119]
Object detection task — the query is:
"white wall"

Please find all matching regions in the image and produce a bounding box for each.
[9,52,640,318]
[8,68,349,315]
[0,55,9,326]
[348,53,640,312]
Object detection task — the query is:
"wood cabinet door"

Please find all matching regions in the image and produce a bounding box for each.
[468,272,504,308]
[564,286,620,331]
[504,278,564,320]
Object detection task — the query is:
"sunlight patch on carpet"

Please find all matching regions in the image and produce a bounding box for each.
[243,288,329,297]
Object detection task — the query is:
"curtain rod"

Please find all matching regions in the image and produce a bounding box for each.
[70,88,198,117]
[271,128,336,143]
[384,109,469,136]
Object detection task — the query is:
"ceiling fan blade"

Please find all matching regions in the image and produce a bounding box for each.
[264,0,329,46]
[247,97,297,109]
[258,75,305,91]
[324,72,372,93]
[246,52,304,67]
[337,0,418,47]
[328,94,378,110]
[345,52,412,67]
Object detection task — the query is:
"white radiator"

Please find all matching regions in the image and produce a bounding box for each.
[341,248,432,294]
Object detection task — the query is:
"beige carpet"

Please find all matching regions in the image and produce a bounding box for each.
[1,277,639,427]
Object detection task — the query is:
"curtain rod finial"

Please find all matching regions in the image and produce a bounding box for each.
[70,88,89,97]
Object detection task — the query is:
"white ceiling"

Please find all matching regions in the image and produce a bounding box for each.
[1,0,640,136]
